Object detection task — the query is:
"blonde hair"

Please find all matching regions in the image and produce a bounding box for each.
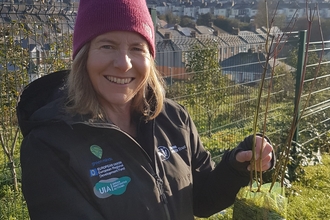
[66,44,165,121]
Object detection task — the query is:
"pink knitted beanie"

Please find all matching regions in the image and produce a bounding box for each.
[73,0,155,59]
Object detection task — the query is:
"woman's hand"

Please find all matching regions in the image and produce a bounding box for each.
[235,136,273,171]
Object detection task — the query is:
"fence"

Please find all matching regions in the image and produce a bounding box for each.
[1,3,330,219]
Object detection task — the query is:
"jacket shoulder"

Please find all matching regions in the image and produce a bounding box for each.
[17,70,70,137]
[160,98,191,127]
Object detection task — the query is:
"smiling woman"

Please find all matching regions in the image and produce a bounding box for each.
[86,31,151,122]
[66,33,164,135]
[16,0,274,219]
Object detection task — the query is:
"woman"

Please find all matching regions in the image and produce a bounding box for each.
[17,0,274,219]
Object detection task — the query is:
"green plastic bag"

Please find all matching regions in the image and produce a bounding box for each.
[233,182,287,220]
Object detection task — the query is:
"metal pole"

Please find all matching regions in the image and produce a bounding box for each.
[293,30,307,143]
[148,7,157,37]
[169,67,172,86]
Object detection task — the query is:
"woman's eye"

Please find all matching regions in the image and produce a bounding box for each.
[101,45,113,49]
[132,47,144,52]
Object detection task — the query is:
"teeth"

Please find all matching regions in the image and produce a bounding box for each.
[106,76,132,84]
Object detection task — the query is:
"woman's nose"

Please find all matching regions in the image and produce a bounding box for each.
[113,50,132,72]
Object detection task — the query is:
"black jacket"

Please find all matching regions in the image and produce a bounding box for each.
[17,70,251,220]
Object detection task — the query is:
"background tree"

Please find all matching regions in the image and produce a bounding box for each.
[286,48,328,84]
[272,64,295,102]
[179,16,195,27]
[196,12,214,26]
[213,16,250,33]
[43,32,72,73]
[0,22,30,191]
[159,12,180,25]
[213,16,235,33]
[254,0,286,28]
[185,42,230,136]
[290,17,330,42]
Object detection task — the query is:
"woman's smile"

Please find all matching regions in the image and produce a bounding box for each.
[104,76,134,85]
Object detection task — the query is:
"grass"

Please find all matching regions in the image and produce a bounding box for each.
[195,153,330,220]
[286,153,330,220]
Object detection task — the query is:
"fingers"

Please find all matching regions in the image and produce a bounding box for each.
[255,136,273,157]
[240,151,272,171]
[236,136,274,171]
[247,161,271,171]
[236,151,252,162]
[262,154,272,168]
[236,145,272,162]
[249,151,272,171]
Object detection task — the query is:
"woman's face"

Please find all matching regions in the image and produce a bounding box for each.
[87,31,151,110]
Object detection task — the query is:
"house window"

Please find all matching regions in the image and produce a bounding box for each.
[240,46,247,52]
[238,73,243,83]
[253,74,260,80]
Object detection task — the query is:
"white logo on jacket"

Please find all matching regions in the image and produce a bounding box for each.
[157,146,170,161]
[157,145,187,161]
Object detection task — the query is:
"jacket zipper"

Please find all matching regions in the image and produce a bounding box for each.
[153,174,171,220]
[137,118,171,220]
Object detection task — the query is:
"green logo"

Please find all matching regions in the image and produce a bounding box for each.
[90,145,103,159]
[94,176,131,198]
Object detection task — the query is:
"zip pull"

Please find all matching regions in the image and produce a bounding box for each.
[153,174,171,219]
[160,191,168,204]
[154,175,168,204]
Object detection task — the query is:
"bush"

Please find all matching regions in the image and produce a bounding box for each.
[0,184,29,220]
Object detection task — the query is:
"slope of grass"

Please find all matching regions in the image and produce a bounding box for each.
[287,153,330,220]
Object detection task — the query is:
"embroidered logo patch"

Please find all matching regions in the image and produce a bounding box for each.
[157,146,171,161]
[94,176,131,198]
[90,161,126,178]
[90,145,103,159]
[143,22,153,40]
[157,145,187,161]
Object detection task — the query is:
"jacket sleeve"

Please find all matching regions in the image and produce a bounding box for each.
[20,133,105,220]
[188,115,250,218]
